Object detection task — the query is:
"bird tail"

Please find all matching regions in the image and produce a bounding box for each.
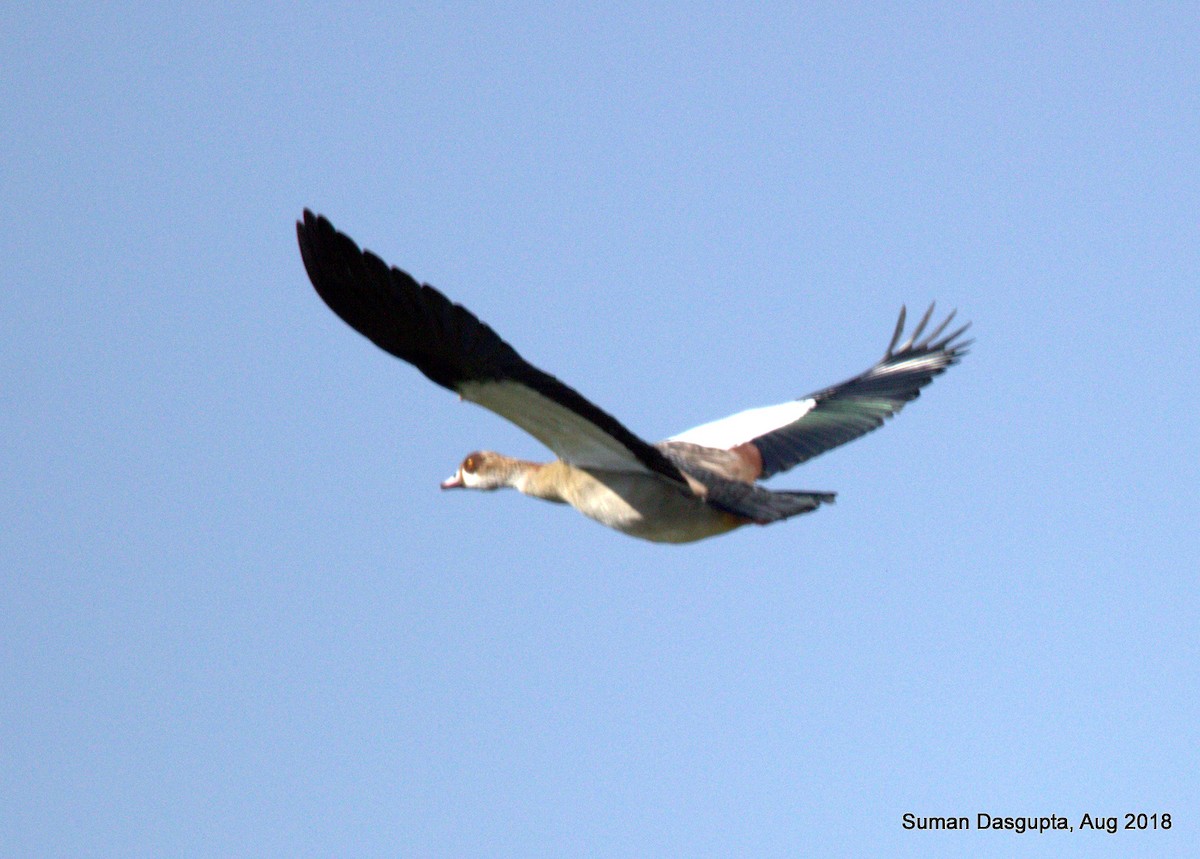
[703,477,836,524]
[741,488,837,523]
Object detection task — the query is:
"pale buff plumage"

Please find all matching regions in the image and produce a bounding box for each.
[442,452,747,543]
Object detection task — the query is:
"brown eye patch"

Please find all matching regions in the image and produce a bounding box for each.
[463,454,478,473]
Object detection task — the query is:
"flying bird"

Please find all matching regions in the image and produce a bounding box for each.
[298,210,970,543]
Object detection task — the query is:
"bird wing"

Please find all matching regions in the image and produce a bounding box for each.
[667,305,970,479]
[297,210,688,486]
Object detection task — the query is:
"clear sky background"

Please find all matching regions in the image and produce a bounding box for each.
[3,4,1197,857]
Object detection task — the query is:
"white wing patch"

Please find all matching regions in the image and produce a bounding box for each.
[871,352,949,376]
[668,398,817,449]
[458,380,652,472]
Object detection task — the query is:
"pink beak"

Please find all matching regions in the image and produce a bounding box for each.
[440,473,464,490]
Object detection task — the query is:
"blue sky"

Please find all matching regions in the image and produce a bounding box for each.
[3,4,1197,856]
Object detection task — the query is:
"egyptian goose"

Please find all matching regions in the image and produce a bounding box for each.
[298,210,970,544]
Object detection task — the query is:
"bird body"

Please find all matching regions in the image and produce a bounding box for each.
[298,210,969,543]
[447,455,747,543]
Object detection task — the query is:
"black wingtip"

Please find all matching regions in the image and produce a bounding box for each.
[885,305,908,358]
[886,305,972,360]
[296,208,319,239]
[297,209,336,290]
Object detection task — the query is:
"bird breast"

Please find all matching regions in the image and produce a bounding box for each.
[525,462,747,544]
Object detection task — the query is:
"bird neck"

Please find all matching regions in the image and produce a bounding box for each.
[483,454,543,492]
[511,459,569,504]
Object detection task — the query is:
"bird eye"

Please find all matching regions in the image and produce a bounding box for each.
[463,455,477,473]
